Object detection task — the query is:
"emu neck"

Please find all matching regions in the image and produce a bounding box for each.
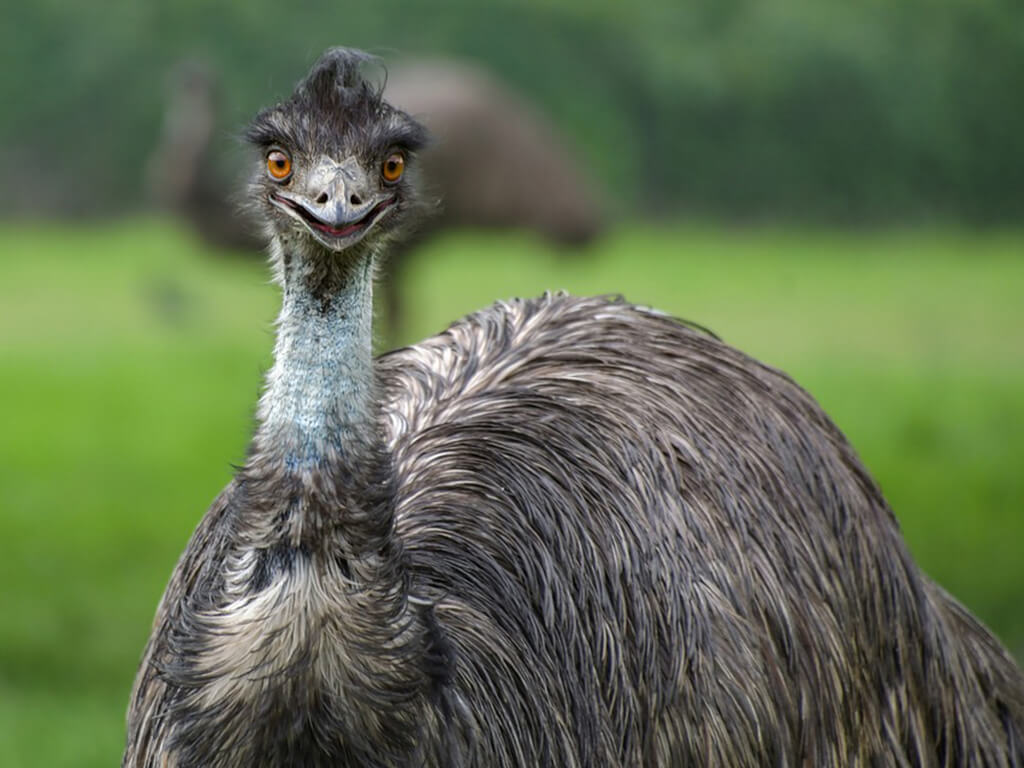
[255,244,377,468]
[243,239,392,560]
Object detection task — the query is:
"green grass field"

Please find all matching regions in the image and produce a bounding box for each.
[1,219,1022,766]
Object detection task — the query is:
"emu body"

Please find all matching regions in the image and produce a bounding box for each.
[124,49,1024,767]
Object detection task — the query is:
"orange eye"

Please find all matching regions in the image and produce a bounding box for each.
[266,150,292,181]
[382,152,405,183]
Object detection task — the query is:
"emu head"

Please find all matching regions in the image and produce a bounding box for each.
[244,48,428,262]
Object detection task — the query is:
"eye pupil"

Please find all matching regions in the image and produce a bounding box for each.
[383,153,405,182]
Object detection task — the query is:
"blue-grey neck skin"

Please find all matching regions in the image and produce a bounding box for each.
[240,232,393,563]
[254,236,377,469]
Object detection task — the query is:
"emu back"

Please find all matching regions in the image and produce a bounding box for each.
[380,295,1024,766]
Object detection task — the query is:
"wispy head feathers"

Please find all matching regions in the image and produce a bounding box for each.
[245,47,427,159]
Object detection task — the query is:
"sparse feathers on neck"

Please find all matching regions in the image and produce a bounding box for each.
[254,239,379,470]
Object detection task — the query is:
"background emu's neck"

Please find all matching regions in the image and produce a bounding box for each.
[255,242,377,467]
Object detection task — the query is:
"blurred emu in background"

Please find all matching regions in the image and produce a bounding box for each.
[146,57,604,334]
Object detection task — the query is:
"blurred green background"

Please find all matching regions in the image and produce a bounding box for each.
[1,1,1022,766]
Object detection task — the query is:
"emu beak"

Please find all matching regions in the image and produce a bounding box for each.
[270,156,396,250]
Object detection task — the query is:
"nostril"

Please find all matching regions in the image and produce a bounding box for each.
[349,193,363,205]
[315,192,329,205]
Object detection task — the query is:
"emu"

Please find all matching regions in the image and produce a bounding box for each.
[124,48,1024,767]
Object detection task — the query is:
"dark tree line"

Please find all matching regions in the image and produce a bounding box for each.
[3,0,1022,224]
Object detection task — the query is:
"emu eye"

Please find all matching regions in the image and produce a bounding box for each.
[266,150,292,181]
[381,152,405,183]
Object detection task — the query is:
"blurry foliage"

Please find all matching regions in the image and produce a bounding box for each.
[2,0,1023,223]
